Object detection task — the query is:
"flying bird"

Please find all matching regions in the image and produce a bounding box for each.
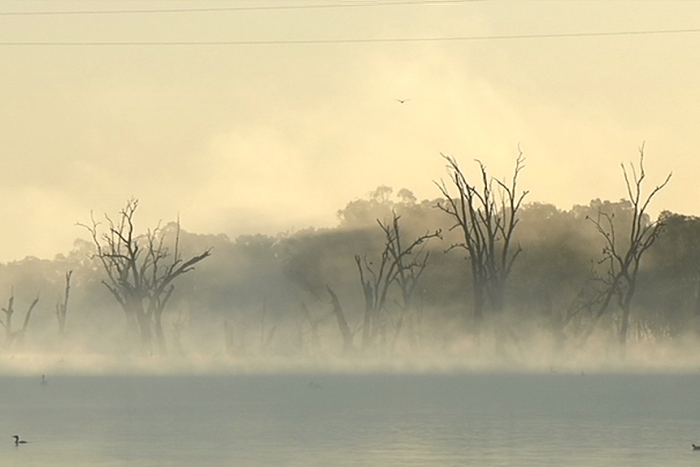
[395,98,411,104]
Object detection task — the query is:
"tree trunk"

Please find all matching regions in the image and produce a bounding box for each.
[360,280,374,350]
[326,285,353,353]
[154,309,167,357]
[134,307,153,355]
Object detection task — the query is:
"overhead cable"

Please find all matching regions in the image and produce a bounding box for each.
[1,27,699,46]
[0,0,483,16]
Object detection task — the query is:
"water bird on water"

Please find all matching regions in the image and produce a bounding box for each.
[692,444,700,450]
[13,435,27,446]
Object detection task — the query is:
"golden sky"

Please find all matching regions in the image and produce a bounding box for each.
[0,0,698,262]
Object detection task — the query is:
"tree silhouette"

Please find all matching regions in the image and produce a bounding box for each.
[579,146,671,354]
[436,152,527,351]
[80,199,211,356]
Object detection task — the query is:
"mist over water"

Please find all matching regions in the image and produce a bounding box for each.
[3,326,700,377]
[2,334,700,466]
[4,290,700,467]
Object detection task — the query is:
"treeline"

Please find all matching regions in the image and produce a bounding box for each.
[0,187,697,362]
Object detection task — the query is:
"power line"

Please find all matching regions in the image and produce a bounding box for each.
[0,27,699,46]
[0,0,483,16]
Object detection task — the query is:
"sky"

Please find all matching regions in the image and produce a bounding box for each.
[0,0,698,262]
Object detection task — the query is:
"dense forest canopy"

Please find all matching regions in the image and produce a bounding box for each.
[0,155,695,370]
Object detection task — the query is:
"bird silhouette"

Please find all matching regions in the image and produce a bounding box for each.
[13,435,27,446]
[395,98,411,104]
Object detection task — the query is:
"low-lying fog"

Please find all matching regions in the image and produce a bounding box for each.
[2,192,700,376]
[1,332,700,376]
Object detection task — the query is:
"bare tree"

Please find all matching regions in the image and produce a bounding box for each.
[171,309,188,357]
[80,199,211,356]
[580,146,671,352]
[435,152,527,345]
[378,213,441,350]
[355,252,390,351]
[55,270,72,338]
[299,302,322,353]
[0,292,39,350]
[326,285,354,353]
[257,298,277,354]
[355,211,441,351]
[547,272,609,351]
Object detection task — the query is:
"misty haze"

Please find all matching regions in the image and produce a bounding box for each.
[3,0,700,466]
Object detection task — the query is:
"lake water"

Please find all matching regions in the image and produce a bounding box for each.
[2,371,700,466]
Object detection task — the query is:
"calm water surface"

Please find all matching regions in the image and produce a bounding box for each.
[1,371,700,466]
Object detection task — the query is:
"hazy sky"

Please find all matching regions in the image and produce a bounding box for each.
[0,0,698,262]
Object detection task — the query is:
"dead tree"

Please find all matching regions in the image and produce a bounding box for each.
[435,152,527,345]
[55,270,73,338]
[326,285,354,353]
[378,213,441,350]
[1,294,14,345]
[0,292,40,350]
[80,199,211,356]
[171,309,187,357]
[298,302,322,353]
[355,212,441,351]
[548,273,609,352]
[258,298,277,354]
[355,252,391,351]
[580,146,671,352]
